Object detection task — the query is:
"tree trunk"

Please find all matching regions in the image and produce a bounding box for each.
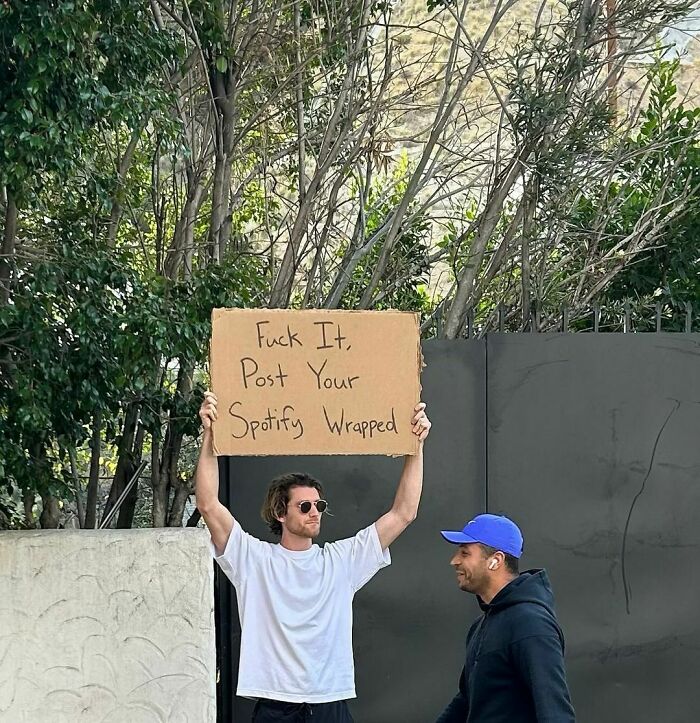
[84,411,102,529]
[116,422,146,528]
[40,495,61,529]
[107,127,142,246]
[153,362,194,526]
[67,446,86,528]
[0,503,10,529]
[153,424,173,528]
[167,481,191,527]
[151,427,167,527]
[1,189,18,305]
[208,57,236,263]
[164,175,203,279]
[521,178,538,329]
[23,491,35,528]
[294,0,307,205]
[217,162,233,262]
[156,362,194,526]
[102,404,140,526]
[323,162,374,308]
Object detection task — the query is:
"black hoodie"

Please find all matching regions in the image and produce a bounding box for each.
[436,569,575,723]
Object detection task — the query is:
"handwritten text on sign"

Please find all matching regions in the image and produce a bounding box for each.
[210,309,421,456]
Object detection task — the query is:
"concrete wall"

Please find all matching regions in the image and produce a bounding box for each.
[0,528,216,723]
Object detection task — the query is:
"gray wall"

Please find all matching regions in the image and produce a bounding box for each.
[487,333,700,723]
[219,334,700,722]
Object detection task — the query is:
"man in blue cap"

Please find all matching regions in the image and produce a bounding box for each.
[436,514,575,722]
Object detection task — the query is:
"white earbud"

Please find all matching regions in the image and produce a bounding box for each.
[489,560,497,570]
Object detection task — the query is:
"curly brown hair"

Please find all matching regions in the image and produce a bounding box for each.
[261,472,325,536]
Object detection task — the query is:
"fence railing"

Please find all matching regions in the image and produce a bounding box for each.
[429,300,697,337]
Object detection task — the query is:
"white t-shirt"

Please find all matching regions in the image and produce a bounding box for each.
[214,521,391,703]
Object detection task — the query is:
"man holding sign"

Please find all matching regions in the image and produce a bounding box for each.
[196,391,430,723]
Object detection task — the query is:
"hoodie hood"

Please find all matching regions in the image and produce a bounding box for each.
[477,568,555,615]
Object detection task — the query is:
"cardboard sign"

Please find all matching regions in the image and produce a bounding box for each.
[210,309,422,456]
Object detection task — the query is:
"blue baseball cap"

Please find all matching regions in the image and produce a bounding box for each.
[440,514,524,558]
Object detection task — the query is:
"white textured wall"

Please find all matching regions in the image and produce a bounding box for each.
[0,528,216,722]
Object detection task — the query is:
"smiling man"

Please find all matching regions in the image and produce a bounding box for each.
[436,514,575,723]
[196,391,431,723]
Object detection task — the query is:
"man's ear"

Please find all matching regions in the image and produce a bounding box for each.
[488,551,505,570]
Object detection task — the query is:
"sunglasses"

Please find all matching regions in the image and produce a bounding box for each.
[295,499,328,514]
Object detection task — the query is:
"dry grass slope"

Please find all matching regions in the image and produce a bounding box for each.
[384,0,700,145]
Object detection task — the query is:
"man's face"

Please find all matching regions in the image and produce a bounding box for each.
[450,543,490,594]
[280,485,323,539]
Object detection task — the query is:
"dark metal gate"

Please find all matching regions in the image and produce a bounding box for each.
[216,334,700,722]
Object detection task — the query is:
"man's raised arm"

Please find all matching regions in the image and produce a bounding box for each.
[375,402,431,550]
[195,391,234,555]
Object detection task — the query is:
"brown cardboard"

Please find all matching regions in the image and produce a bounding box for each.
[210,309,422,456]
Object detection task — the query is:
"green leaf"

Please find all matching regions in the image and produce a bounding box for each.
[13,33,30,53]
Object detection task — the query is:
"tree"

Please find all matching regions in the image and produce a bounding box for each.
[593,57,700,331]
[432,0,699,337]
[2,0,699,528]
[0,0,179,299]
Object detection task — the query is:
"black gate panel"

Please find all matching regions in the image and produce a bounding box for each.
[218,340,486,722]
[216,333,700,722]
[486,333,700,723]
